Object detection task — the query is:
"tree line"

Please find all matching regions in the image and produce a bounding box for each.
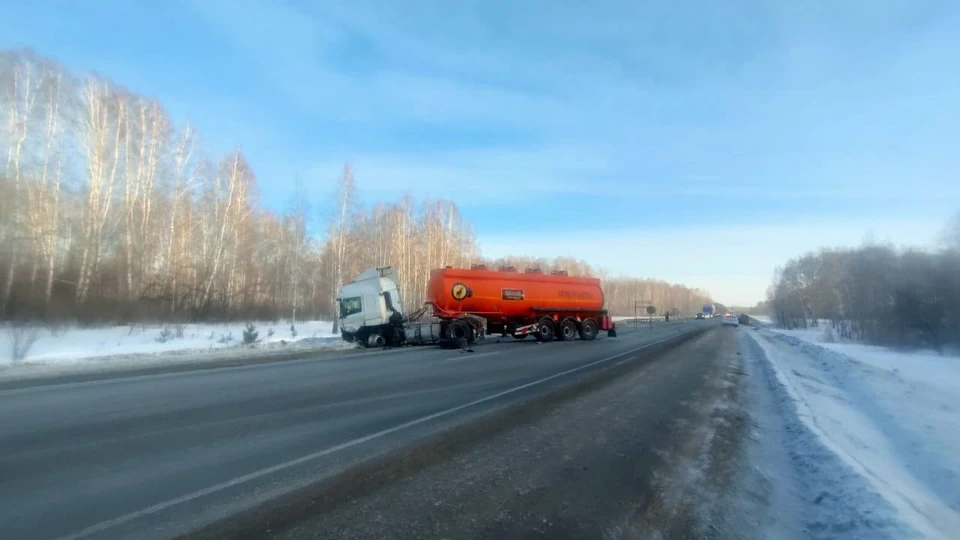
[767,221,960,352]
[0,49,714,325]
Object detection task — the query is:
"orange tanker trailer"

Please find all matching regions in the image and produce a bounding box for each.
[335,264,616,347]
[426,265,614,342]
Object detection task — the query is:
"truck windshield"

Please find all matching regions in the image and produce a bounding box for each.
[339,297,362,317]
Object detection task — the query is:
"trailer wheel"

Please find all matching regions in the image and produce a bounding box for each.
[535,318,555,342]
[579,319,598,341]
[558,318,578,341]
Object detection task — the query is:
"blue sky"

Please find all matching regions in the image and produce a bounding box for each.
[3,0,959,305]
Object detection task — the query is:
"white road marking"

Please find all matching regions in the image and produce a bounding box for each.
[0,347,424,397]
[56,333,682,540]
[448,351,499,360]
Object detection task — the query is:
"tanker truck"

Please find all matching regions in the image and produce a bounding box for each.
[337,265,616,347]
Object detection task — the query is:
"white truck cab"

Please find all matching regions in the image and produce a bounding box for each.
[336,267,405,343]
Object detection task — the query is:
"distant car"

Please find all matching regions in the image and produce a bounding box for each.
[722,314,739,327]
[695,313,704,320]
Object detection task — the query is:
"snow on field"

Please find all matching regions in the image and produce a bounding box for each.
[747,327,960,539]
[0,320,348,366]
[771,325,960,395]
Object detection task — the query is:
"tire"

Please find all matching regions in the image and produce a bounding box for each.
[535,318,555,342]
[366,332,385,347]
[580,318,598,341]
[466,325,476,344]
[448,320,475,344]
[558,318,578,341]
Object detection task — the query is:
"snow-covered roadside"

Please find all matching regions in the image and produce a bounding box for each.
[738,330,908,539]
[0,320,353,376]
[745,327,960,539]
[770,325,960,394]
[751,314,774,325]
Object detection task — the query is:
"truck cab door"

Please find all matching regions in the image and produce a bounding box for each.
[363,293,386,326]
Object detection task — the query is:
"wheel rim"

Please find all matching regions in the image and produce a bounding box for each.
[563,324,575,339]
[539,320,553,339]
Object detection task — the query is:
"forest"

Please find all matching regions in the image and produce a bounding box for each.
[767,227,960,352]
[0,49,713,325]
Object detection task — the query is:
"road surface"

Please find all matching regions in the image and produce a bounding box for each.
[0,320,712,540]
[264,325,751,540]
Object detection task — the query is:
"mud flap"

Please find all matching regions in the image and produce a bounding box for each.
[607,324,617,337]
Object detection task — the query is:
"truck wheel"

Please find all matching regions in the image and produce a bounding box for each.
[558,318,578,341]
[535,318,555,342]
[366,333,386,347]
[465,324,476,344]
[448,320,475,344]
[580,319,598,341]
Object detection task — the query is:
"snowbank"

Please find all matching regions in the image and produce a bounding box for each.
[749,328,960,539]
[774,325,960,394]
[739,331,914,539]
[0,320,347,366]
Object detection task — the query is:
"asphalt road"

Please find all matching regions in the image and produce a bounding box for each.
[272,325,751,540]
[0,319,713,540]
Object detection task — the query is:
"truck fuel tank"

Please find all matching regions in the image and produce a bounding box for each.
[404,323,443,345]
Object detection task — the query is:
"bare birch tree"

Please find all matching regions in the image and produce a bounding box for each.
[163,123,196,312]
[1,53,42,313]
[76,77,123,304]
[330,163,355,333]
[197,149,251,314]
[26,62,64,308]
[286,178,309,323]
